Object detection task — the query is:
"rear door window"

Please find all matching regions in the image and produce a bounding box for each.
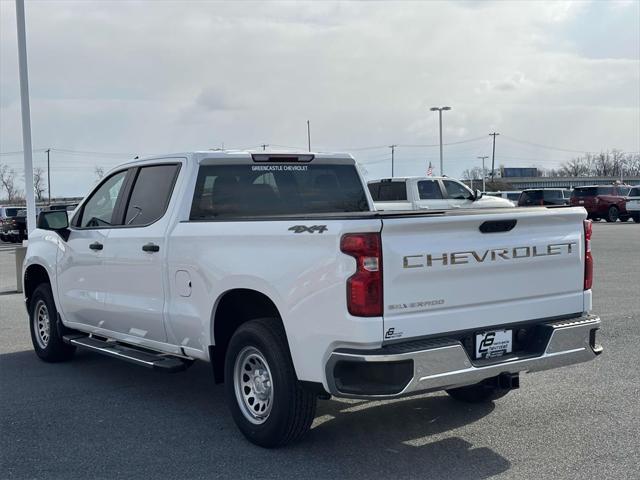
[417,180,443,199]
[124,164,180,226]
[190,164,369,219]
[519,191,543,205]
[597,187,614,195]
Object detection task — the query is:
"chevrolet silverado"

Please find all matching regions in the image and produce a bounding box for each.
[23,151,601,447]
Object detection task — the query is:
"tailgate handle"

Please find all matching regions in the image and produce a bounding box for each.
[479,219,517,233]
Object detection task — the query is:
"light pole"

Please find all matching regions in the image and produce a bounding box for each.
[478,155,489,192]
[430,106,451,176]
[15,0,37,234]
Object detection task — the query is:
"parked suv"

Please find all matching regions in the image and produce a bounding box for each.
[570,185,632,222]
[0,206,24,242]
[625,185,640,223]
[518,189,571,207]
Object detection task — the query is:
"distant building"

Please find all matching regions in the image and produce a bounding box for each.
[497,176,640,190]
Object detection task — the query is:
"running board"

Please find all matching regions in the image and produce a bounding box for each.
[63,335,190,373]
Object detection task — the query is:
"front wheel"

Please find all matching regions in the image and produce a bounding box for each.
[633,214,640,223]
[224,318,317,448]
[29,283,76,362]
[606,206,619,222]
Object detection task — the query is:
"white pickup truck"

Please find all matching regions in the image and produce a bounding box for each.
[368,176,514,211]
[24,151,601,447]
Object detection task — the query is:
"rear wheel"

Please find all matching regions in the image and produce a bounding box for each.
[606,206,619,223]
[446,380,511,403]
[619,216,630,222]
[29,283,76,362]
[224,317,317,448]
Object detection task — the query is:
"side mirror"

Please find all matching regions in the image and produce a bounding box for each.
[474,189,484,200]
[37,210,70,240]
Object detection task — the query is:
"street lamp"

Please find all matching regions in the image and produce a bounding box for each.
[430,106,451,176]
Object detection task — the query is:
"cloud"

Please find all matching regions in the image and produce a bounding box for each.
[0,0,638,195]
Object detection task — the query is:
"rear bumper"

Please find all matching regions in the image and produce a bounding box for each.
[326,315,601,399]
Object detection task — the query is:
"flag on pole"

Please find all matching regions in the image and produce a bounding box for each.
[427,162,433,176]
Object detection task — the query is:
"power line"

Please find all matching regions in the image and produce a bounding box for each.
[500,135,596,154]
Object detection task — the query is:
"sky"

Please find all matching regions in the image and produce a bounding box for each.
[1,0,639,197]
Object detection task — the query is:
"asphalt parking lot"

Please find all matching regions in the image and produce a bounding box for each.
[1,223,639,480]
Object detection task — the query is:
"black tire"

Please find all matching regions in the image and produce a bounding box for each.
[633,214,640,223]
[605,206,619,223]
[446,381,511,403]
[619,216,630,222]
[29,283,76,362]
[224,317,317,448]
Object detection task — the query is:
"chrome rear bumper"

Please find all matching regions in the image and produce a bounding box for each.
[326,315,601,399]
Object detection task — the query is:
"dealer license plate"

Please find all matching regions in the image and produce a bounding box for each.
[475,329,513,359]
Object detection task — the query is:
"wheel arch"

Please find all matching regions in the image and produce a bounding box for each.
[23,263,52,308]
[209,288,287,384]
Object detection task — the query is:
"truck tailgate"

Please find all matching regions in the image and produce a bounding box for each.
[380,207,587,341]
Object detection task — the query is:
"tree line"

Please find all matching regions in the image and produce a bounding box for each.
[0,163,106,203]
[462,151,640,181]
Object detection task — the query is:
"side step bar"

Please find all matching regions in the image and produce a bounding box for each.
[63,334,190,373]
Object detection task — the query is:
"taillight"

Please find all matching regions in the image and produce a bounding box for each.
[584,219,593,290]
[340,233,383,317]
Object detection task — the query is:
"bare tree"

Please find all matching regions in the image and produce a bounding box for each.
[559,158,591,177]
[553,151,640,178]
[0,163,23,202]
[94,166,105,182]
[33,167,47,201]
[461,166,485,180]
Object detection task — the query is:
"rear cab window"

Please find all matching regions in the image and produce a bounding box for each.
[370,181,407,202]
[572,187,598,198]
[190,163,369,219]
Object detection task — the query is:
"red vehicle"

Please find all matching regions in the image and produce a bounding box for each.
[570,185,632,222]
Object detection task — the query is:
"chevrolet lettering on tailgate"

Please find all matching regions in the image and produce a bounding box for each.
[403,242,577,268]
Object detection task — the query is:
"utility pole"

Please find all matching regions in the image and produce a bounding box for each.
[46,148,51,204]
[478,155,489,192]
[430,106,451,176]
[260,144,268,151]
[306,120,311,152]
[16,0,37,235]
[489,132,500,181]
[389,144,397,177]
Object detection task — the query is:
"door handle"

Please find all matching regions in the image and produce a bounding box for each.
[142,242,160,253]
[89,241,103,251]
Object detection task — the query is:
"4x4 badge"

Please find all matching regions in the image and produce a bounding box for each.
[288,225,328,234]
